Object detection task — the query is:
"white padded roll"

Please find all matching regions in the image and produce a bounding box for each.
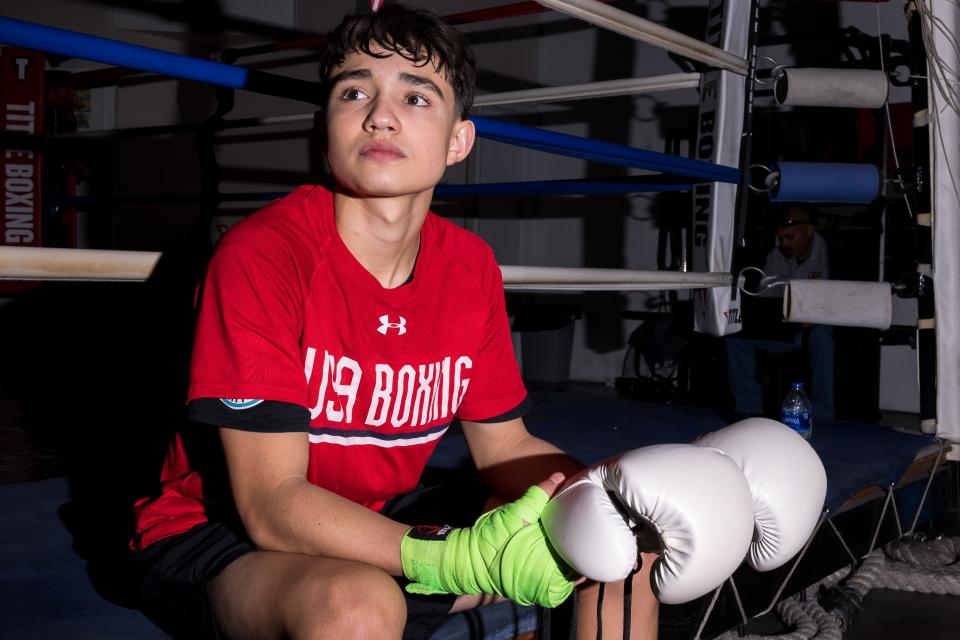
[774,67,889,109]
[784,279,892,330]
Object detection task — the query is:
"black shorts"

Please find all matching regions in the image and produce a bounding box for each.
[134,469,490,640]
[134,519,253,640]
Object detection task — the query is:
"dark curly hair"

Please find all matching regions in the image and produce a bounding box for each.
[318,4,477,119]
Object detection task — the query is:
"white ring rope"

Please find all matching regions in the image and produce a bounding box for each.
[0,249,893,332]
[42,74,703,143]
[714,536,960,640]
[474,73,702,107]
[535,0,749,75]
[0,246,161,281]
[766,599,844,640]
[885,534,960,569]
[0,248,736,290]
[500,265,732,291]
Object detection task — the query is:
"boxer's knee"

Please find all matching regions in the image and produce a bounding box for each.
[286,562,406,640]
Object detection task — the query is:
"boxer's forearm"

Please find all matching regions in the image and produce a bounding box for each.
[461,417,585,501]
[219,428,408,574]
[488,433,586,499]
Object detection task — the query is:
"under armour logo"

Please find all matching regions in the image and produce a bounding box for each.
[377,314,407,335]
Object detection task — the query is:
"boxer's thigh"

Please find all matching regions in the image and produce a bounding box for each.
[209,549,407,640]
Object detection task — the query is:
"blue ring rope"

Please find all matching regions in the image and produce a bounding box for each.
[0,17,248,88]
[1,16,739,184]
[471,117,740,183]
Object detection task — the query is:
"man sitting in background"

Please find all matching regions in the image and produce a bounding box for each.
[726,205,835,419]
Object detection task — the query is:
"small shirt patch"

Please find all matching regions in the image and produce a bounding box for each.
[220,398,264,410]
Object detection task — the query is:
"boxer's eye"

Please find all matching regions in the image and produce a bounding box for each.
[340,88,369,101]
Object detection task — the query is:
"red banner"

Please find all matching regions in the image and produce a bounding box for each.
[1,47,44,248]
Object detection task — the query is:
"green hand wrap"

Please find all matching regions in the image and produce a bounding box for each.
[400,486,575,608]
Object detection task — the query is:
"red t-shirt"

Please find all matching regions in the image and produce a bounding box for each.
[132,186,528,550]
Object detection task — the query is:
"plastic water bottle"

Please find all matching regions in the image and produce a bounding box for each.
[781,381,812,439]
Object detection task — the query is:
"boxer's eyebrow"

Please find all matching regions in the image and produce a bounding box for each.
[398,72,446,101]
[328,68,372,88]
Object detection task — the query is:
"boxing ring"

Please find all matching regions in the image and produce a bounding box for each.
[0,0,958,639]
[423,389,950,639]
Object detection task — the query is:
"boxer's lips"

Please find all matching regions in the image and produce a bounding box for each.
[360,142,405,161]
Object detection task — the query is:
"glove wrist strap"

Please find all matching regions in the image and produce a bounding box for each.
[400,525,464,595]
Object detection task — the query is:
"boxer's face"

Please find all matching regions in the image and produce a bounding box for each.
[323,46,474,199]
[776,223,814,260]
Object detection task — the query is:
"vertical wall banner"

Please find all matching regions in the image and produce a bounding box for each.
[692,0,749,337]
[1,47,45,248]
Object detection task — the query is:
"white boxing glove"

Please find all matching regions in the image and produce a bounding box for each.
[694,418,827,571]
[540,443,755,604]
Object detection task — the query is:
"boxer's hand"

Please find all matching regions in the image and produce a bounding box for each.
[694,418,827,571]
[400,475,576,607]
[540,444,756,604]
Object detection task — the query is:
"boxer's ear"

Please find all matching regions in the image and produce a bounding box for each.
[446,118,475,166]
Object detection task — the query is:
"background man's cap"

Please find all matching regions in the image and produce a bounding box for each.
[775,206,814,228]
